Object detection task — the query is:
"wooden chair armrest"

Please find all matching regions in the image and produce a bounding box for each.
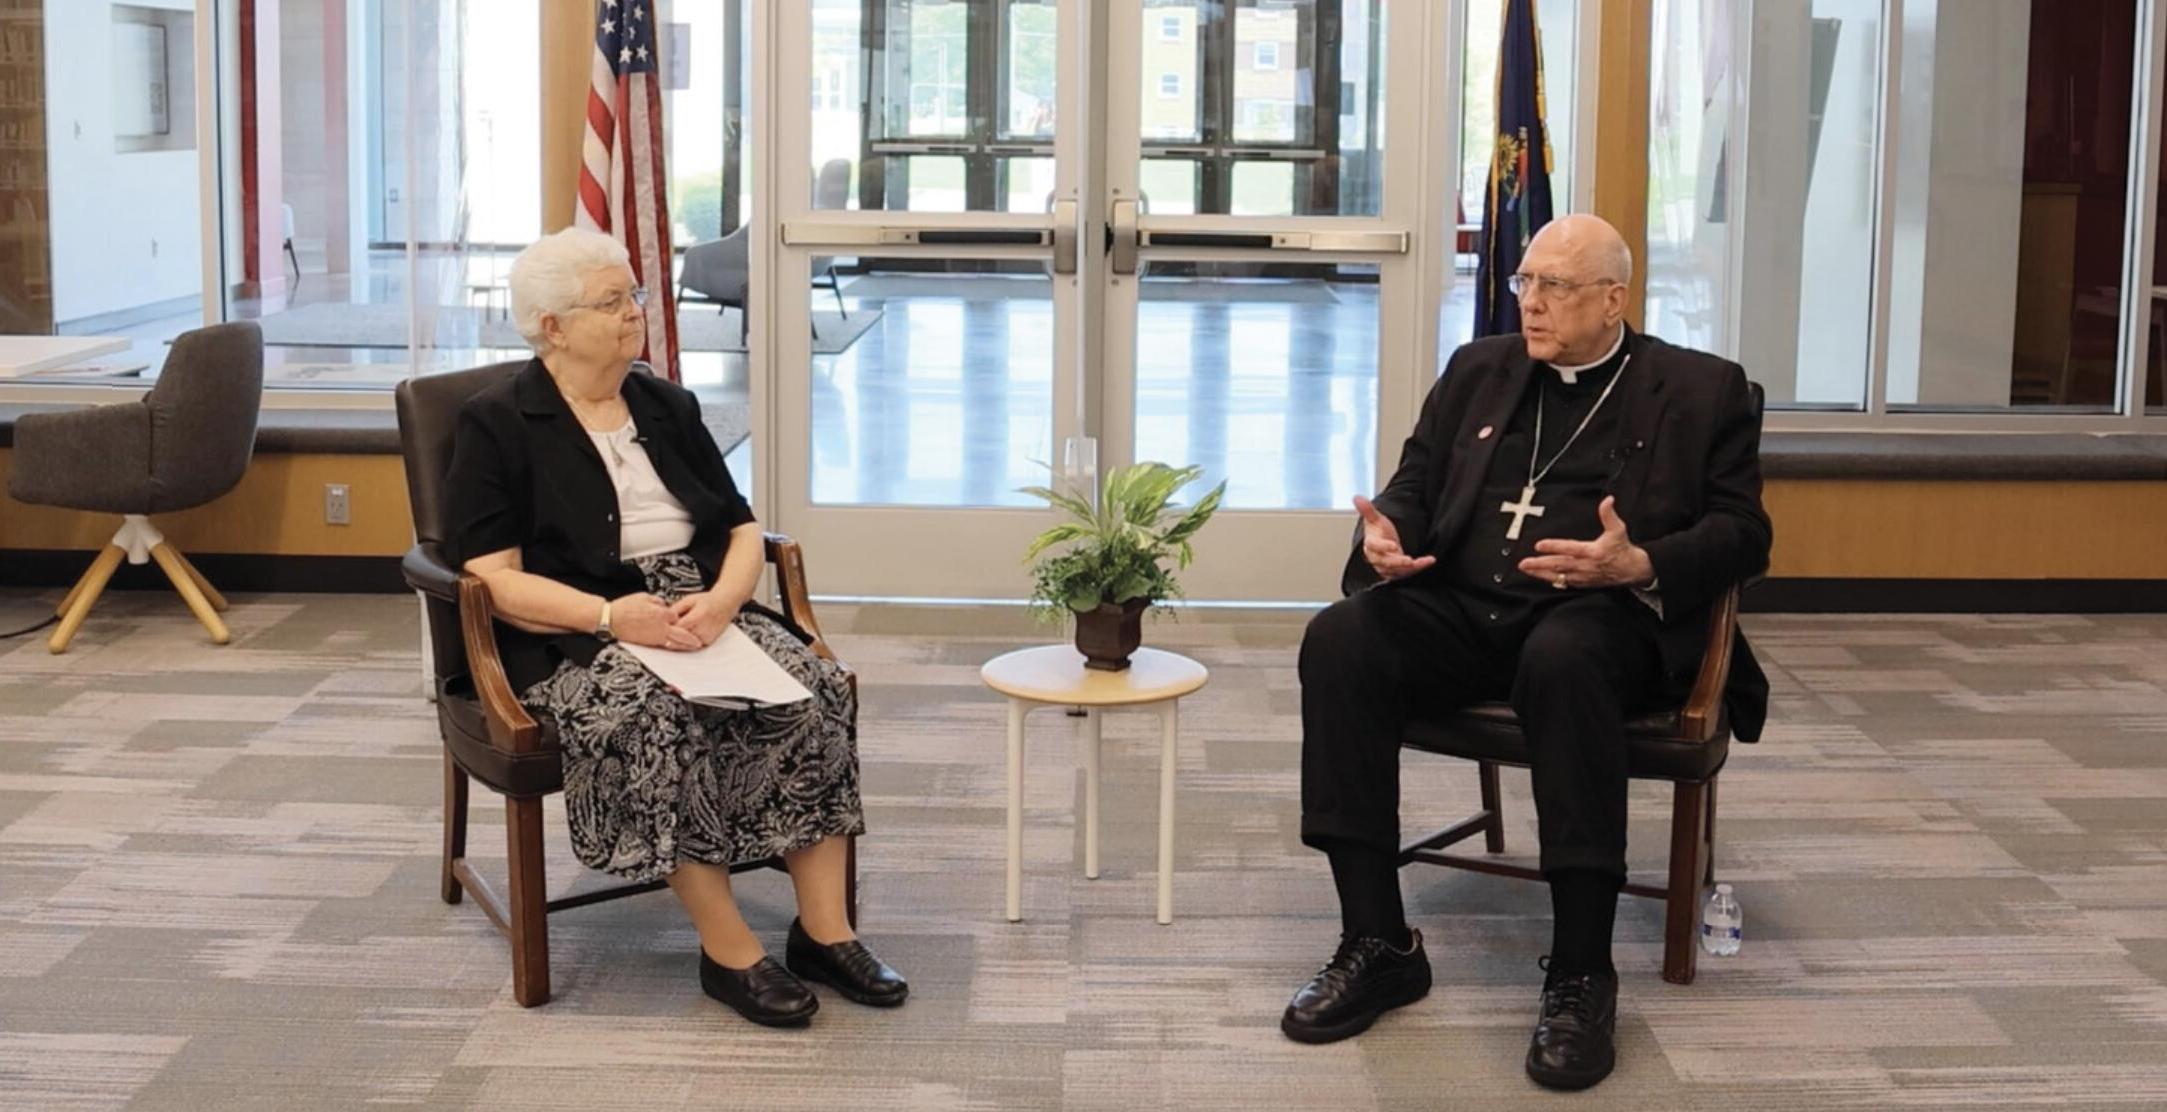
[1677,584,1742,743]
[763,532,843,669]
[456,574,543,754]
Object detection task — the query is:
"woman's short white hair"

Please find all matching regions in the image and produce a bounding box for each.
[509,228,632,353]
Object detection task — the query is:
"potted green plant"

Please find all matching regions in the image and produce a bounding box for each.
[1020,462,1226,671]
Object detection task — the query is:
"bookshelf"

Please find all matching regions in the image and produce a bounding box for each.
[0,0,49,334]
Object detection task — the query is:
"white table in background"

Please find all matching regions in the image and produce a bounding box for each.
[0,335,130,379]
[0,335,129,372]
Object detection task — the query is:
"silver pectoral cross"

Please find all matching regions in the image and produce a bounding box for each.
[1500,484,1546,541]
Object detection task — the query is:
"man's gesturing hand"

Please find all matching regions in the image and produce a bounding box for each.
[1515,496,1656,590]
[1356,495,1436,581]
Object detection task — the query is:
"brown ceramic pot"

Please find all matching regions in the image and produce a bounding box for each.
[1074,598,1149,671]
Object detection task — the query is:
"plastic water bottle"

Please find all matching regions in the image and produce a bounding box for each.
[1699,884,1742,957]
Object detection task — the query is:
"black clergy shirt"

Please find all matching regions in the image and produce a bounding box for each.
[1446,342,1632,635]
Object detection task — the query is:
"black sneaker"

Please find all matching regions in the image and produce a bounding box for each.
[1279,930,1432,1044]
[1525,957,1618,1090]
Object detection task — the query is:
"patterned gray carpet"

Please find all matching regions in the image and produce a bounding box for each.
[1,592,2164,1110]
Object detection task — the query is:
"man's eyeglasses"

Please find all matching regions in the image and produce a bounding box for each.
[572,286,650,315]
[1506,273,1619,300]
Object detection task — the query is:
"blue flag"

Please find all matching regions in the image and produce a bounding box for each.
[1474,0,1556,339]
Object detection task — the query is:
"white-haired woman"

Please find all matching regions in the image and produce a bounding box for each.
[443,228,904,1026]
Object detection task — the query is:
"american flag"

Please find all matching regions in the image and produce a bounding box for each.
[577,0,680,381]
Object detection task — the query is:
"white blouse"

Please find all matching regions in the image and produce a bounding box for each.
[587,422,697,560]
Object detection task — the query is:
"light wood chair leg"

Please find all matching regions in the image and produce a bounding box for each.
[149,543,230,644]
[506,796,552,1007]
[173,550,228,612]
[49,546,125,654]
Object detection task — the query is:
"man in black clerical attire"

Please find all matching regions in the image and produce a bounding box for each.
[1280,214,1771,1091]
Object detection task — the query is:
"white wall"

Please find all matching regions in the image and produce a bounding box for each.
[45,0,202,325]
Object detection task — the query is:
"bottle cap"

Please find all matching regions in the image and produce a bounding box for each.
[1715,883,1733,894]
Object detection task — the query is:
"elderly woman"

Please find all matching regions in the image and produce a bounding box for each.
[443,228,904,1027]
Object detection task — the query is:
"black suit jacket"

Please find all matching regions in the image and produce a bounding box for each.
[443,358,799,693]
[1344,328,1772,741]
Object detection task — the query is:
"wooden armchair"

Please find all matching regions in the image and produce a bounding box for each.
[1398,584,1742,985]
[395,363,854,1007]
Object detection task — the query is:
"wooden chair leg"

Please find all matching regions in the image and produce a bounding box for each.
[1703,774,1719,887]
[49,545,125,654]
[506,796,551,1007]
[149,543,230,644]
[173,550,229,612]
[844,834,859,930]
[1477,761,1506,853]
[1663,780,1711,985]
[441,754,470,905]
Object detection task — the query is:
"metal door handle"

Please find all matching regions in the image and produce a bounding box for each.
[1110,199,1139,275]
[1052,199,1078,275]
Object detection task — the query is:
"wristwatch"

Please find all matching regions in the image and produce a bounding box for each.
[595,598,614,641]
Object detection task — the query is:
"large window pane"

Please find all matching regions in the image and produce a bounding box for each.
[1887,0,2138,411]
[1140,158,1200,215]
[1231,2,1305,144]
[1137,0,1381,217]
[1133,262,1377,510]
[809,272,1053,507]
[1141,1,1202,142]
[821,0,1057,214]
[1003,0,1057,138]
[1002,156,1055,213]
[1230,160,1294,216]
[1731,0,1879,409]
[1646,0,1733,358]
[7,0,203,382]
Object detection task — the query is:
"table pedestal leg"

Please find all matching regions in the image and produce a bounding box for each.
[1080,707,1102,879]
[1007,699,1027,922]
[1157,700,1178,925]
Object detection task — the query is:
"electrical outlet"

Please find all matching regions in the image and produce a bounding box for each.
[324,483,351,525]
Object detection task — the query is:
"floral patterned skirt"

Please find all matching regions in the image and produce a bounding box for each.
[519,551,864,883]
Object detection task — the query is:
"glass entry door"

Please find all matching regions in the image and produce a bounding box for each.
[764,0,1087,598]
[1101,0,1438,600]
[760,0,1452,601]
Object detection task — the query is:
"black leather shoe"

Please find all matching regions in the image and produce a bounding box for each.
[1280,930,1432,1044]
[699,949,818,1027]
[784,919,909,1007]
[1525,957,1618,1090]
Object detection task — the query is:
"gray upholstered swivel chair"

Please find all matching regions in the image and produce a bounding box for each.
[7,321,264,653]
[679,226,750,344]
[810,157,852,318]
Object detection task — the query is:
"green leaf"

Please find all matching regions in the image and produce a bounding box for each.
[1022,523,1092,562]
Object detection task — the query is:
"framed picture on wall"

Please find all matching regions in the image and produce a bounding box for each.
[112,19,169,139]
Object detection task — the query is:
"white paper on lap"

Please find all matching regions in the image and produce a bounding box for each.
[620,625,815,709]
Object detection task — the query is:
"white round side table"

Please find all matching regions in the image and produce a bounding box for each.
[980,645,1209,925]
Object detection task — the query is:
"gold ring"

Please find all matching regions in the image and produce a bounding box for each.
[1554,574,1568,590]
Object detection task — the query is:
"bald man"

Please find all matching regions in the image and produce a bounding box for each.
[1281,215,1771,1091]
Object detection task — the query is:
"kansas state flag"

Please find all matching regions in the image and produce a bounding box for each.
[1474,0,1556,339]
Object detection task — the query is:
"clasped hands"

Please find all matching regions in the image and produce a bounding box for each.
[605,590,741,651]
[1355,495,1655,589]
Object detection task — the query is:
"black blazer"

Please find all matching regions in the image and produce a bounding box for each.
[444,359,794,693]
[1345,328,1773,741]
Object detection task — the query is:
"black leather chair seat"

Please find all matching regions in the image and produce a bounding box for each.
[436,678,566,799]
[1403,703,1729,782]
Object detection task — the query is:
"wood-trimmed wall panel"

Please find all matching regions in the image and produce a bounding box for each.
[0,450,412,558]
